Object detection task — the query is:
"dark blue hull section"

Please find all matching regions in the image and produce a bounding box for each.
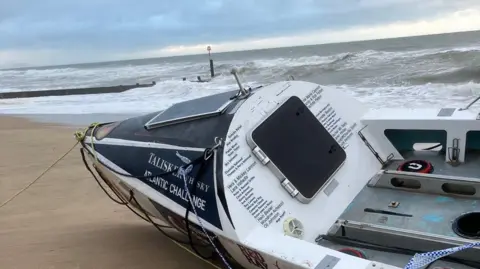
[93,143,223,230]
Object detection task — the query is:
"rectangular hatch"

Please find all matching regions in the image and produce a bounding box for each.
[247,96,347,203]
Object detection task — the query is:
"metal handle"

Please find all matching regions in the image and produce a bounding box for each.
[231,68,249,96]
[459,95,480,111]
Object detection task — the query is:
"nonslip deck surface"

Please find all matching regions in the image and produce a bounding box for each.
[339,185,479,238]
[327,151,480,266]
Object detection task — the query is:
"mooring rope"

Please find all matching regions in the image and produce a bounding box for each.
[0,140,79,209]
[76,123,229,269]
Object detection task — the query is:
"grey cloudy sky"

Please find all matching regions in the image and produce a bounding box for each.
[1,0,480,67]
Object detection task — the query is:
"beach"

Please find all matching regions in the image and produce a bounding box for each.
[2,30,480,269]
[0,116,212,269]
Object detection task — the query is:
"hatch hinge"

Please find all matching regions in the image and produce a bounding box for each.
[252,146,270,165]
[281,179,299,198]
[357,125,394,168]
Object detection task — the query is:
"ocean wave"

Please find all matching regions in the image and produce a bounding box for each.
[207,46,480,83]
[340,81,480,109]
[0,78,259,114]
[407,66,480,84]
[2,44,480,95]
[0,80,478,115]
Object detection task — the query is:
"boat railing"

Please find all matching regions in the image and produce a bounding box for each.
[459,95,480,111]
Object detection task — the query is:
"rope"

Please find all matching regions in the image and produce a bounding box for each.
[404,242,480,269]
[0,133,86,210]
[74,122,101,162]
[318,234,480,268]
[179,165,232,269]
[76,122,228,269]
[170,237,224,269]
[129,189,224,269]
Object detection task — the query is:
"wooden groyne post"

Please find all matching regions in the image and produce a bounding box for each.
[208,46,215,78]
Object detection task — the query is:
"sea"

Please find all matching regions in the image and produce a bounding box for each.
[2,30,480,123]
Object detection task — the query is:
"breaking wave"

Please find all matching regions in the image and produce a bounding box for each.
[2,42,480,114]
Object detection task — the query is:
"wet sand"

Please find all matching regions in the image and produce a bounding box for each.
[0,116,213,269]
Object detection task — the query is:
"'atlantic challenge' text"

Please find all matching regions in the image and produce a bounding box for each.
[144,152,210,211]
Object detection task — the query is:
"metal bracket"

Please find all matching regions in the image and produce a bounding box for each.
[357,125,394,168]
[231,68,251,99]
[447,138,460,166]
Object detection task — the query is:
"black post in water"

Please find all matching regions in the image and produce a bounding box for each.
[207,46,215,78]
[209,59,214,78]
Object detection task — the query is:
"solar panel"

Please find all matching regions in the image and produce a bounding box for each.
[144,90,237,129]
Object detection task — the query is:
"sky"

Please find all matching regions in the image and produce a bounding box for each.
[1,0,480,68]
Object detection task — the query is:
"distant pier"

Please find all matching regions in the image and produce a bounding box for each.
[0,82,156,99]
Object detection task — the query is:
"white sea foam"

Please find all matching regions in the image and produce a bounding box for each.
[0,81,479,114]
[1,44,480,114]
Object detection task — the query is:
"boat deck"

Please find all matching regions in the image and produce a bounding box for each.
[320,151,480,267]
[336,185,479,241]
[317,239,475,269]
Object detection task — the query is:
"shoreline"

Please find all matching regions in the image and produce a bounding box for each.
[4,112,142,127]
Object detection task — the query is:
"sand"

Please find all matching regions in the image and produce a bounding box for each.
[0,116,213,269]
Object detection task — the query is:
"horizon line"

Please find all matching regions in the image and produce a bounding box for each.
[3,29,478,71]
